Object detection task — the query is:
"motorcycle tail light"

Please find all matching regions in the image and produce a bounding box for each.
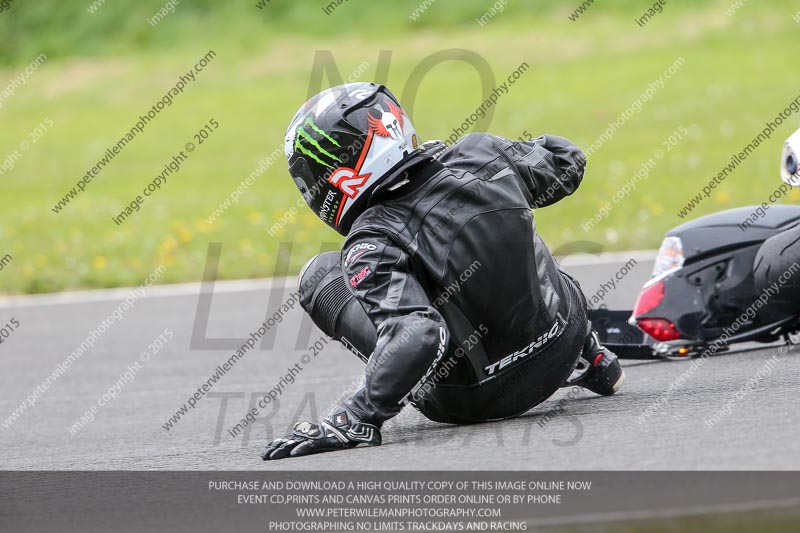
[636,318,681,341]
[652,236,684,277]
[633,279,665,316]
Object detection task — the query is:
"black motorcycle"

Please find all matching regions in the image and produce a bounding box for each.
[590,133,800,359]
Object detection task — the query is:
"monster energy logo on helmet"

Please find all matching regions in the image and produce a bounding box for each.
[294,117,342,169]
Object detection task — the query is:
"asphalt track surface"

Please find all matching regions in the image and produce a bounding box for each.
[2,251,799,474]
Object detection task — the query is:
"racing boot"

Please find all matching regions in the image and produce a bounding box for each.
[567,331,625,396]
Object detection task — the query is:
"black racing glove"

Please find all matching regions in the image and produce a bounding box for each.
[260,404,381,460]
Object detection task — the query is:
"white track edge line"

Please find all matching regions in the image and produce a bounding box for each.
[0,250,657,307]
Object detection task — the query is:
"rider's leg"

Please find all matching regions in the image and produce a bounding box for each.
[298,252,377,364]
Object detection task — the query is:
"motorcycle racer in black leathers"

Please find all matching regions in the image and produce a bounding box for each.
[261,82,624,460]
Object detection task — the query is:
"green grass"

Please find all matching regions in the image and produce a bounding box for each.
[2,1,800,293]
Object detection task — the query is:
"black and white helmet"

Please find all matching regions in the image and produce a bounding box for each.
[284,83,419,235]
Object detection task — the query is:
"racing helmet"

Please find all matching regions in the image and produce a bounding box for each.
[284,83,419,235]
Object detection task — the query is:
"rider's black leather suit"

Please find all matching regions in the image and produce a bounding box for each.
[299,133,592,425]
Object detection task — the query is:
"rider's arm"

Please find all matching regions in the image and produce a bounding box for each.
[340,229,450,426]
[493,133,587,208]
